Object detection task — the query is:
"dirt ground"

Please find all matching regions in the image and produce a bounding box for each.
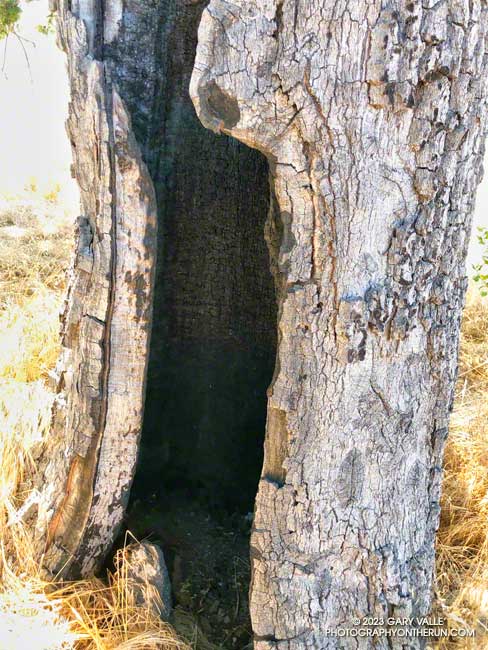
[126,492,254,650]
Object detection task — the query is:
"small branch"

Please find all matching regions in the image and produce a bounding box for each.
[2,34,9,76]
[14,29,35,48]
[13,29,34,81]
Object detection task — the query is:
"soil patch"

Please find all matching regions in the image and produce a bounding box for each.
[126,493,253,650]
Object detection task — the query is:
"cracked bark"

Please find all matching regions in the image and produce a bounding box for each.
[29,0,274,577]
[190,1,488,649]
[29,1,158,577]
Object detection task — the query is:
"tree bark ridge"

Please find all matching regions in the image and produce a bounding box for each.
[32,2,157,577]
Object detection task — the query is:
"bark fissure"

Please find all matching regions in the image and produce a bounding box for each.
[25,2,488,648]
[74,63,118,571]
[35,0,277,581]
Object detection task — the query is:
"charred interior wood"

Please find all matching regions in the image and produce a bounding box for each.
[104,1,276,511]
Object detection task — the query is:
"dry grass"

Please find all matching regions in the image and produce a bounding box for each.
[0,292,62,382]
[0,197,189,650]
[0,198,73,304]
[436,291,488,648]
[0,557,189,650]
[0,197,71,383]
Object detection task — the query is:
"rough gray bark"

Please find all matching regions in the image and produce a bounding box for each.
[25,0,488,647]
[190,2,488,648]
[30,1,158,577]
[59,0,276,508]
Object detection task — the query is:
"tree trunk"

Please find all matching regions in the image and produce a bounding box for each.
[33,0,276,577]
[29,0,488,647]
[31,1,159,577]
[190,2,488,648]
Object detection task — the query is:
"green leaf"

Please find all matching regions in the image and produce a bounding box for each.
[0,0,21,40]
[37,11,55,36]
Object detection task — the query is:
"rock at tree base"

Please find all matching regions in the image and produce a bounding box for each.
[123,541,172,621]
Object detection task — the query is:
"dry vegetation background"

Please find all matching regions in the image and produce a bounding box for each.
[436,290,488,648]
[0,190,486,650]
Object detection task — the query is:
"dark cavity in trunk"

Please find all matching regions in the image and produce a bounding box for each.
[106,3,277,646]
[136,134,276,513]
[129,123,274,650]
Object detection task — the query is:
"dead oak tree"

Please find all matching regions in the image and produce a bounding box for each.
[29,1,488,648]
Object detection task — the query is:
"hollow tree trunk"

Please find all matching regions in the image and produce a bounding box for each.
[32,0,275,577]
[29,0,488,647]
[190,2,488,649]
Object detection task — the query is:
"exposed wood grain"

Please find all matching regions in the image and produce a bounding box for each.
[33,2,158,577]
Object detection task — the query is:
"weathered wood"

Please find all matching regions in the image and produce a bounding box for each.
[33,0,274,577]
[31,1,158,577]
[190,2,488,648]
[122,541,172,621]
[27,1,488,647]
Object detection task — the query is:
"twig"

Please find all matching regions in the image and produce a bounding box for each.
[13,30,33,81]
[459,357,488,377]
[2,34,9,76]
[14,30,36,48]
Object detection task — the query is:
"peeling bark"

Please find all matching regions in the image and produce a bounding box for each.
[28,0,488,646]
[31,2,158,577]
[191,2,488,648]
